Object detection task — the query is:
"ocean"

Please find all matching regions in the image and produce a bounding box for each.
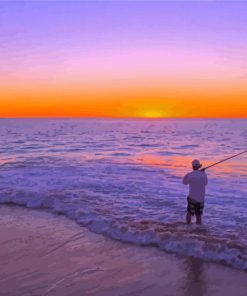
[0,118,246,270]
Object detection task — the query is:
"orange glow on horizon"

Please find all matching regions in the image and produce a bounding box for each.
[1,76,247,118]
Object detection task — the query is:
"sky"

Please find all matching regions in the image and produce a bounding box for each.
[0,1,247,118]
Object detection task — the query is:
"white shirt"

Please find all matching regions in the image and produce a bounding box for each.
[183,170,208,203]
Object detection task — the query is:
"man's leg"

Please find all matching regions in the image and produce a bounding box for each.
[186,197,193,224]
[195,202,203,225]
[186,212,192,224]
[196,215,202,225]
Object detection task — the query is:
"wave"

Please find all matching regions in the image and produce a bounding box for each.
[175,145,200,150]
[0,193,246,271]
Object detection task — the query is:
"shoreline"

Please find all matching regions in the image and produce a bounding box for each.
[0,205,247,296]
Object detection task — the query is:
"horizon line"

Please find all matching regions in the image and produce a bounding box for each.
[1,116,247,120]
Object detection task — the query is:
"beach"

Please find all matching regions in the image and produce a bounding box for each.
[0,205,246,296]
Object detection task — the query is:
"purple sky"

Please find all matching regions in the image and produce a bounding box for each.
[1,1,247,55]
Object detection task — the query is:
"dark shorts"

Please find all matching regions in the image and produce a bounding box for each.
[187,196,204,216]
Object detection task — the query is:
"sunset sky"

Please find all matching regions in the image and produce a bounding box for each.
[0,1,247,118]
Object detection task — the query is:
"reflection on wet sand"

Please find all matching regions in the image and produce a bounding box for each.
[183,257,206,296]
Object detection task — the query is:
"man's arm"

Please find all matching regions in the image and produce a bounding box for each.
[183,173,189,185]
[204,173,208,186]
[201,169,208,185]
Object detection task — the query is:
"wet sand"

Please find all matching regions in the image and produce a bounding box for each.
[0,205,246,296]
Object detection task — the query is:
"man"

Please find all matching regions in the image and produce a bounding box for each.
[183,159,207,225]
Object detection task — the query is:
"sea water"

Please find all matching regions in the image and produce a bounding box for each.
[0,118,246,270]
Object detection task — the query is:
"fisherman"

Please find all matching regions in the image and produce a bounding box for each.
[183,159,207,225]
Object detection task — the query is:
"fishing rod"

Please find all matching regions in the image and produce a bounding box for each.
[201,150,247,171]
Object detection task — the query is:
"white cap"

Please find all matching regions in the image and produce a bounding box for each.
[192,159,201,167]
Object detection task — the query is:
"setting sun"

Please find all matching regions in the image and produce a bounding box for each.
[139,110,167,118]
